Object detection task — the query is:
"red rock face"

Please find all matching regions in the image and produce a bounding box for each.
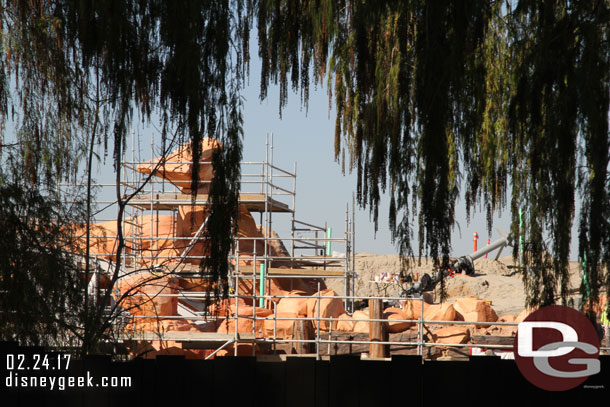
[276,290,309,316]
[73,220,125,261]
[263,312,298,338]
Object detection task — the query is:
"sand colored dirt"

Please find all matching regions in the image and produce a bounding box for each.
[325,253,584,316]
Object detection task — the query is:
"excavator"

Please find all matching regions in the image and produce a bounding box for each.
[400,229,514,298]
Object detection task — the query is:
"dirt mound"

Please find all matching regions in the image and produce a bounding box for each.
[325,254,583,316]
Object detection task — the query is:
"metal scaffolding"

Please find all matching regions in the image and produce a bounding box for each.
[60,131,610,360]
[65,131,357,357]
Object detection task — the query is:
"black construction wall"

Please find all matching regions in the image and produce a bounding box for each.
[1,342,608,406]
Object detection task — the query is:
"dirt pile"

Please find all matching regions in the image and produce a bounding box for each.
[325,253,584,316]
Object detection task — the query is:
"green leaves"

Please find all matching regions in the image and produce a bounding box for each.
[1,1,252,349]
[1,0,608,325]
[257,0,610,309]
[0,180,86,347]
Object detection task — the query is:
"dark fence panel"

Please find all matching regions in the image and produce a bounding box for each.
[1,344,608,406]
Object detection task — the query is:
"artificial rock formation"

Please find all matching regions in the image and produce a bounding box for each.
[431,326,470,344]
[137,138,220,194]
[276,290,309,316]
[263,312,298,338]
[336,313,355,332]
[117,273,179,316]
[453,297,498,328]
[424,303,457,322]
[82,138,534,359]
[383,307,414,333]
[352,310,370,333]
[306,289,346,331]
[217,307,272,335]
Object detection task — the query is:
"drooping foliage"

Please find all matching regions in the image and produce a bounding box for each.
[0,1,251,351]
[256,0,610,310]
[258,0,492,276]
[0,0,608,337]
[0,163,87,347]
[507,1,610,311]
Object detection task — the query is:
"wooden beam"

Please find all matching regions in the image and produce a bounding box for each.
[127,193,292,212]
[292,319,314,354]
[369,299,388,358]
[470,335,515,346]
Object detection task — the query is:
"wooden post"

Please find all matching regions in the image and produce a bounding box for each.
[292,319,314,354]
[369,298,387,358]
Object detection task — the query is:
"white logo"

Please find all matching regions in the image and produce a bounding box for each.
[517,321,600,378]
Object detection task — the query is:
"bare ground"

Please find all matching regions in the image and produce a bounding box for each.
[325,254,583,317]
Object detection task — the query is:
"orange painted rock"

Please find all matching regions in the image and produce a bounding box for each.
[516,307,536,323]
[74,220,130,261]
[271,277,326,296]
[129,341,208,359]
[384,308,414,333]
[117,273,179,316]
[207,298,242,316]
[424,303,457,322]
[137,139,220,194]
[306,289,346,331]
[235,205,265,255]
[263,312,298,338]
[402,299,430,320]
[229,305,274,318]
[136,214,179,248]
[497,314,518,336]
[276,290,309,316]
[174,204,210,264]
[177,277,214,292]
[257,226,291,258]
[177,205,210,237]
[139,247,182,267]
[125,318,215,333]
[352,310,370,333]
[336,313,354,332]
[453,298,498,327]
[431,326,470,344]
[217,305,273,335]
[235,279,293,307]
[385,311,413,333]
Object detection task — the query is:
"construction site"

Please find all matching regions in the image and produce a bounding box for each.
[67,133,610,362]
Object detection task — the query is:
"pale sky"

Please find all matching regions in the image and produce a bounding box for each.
[237,51,514,259]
